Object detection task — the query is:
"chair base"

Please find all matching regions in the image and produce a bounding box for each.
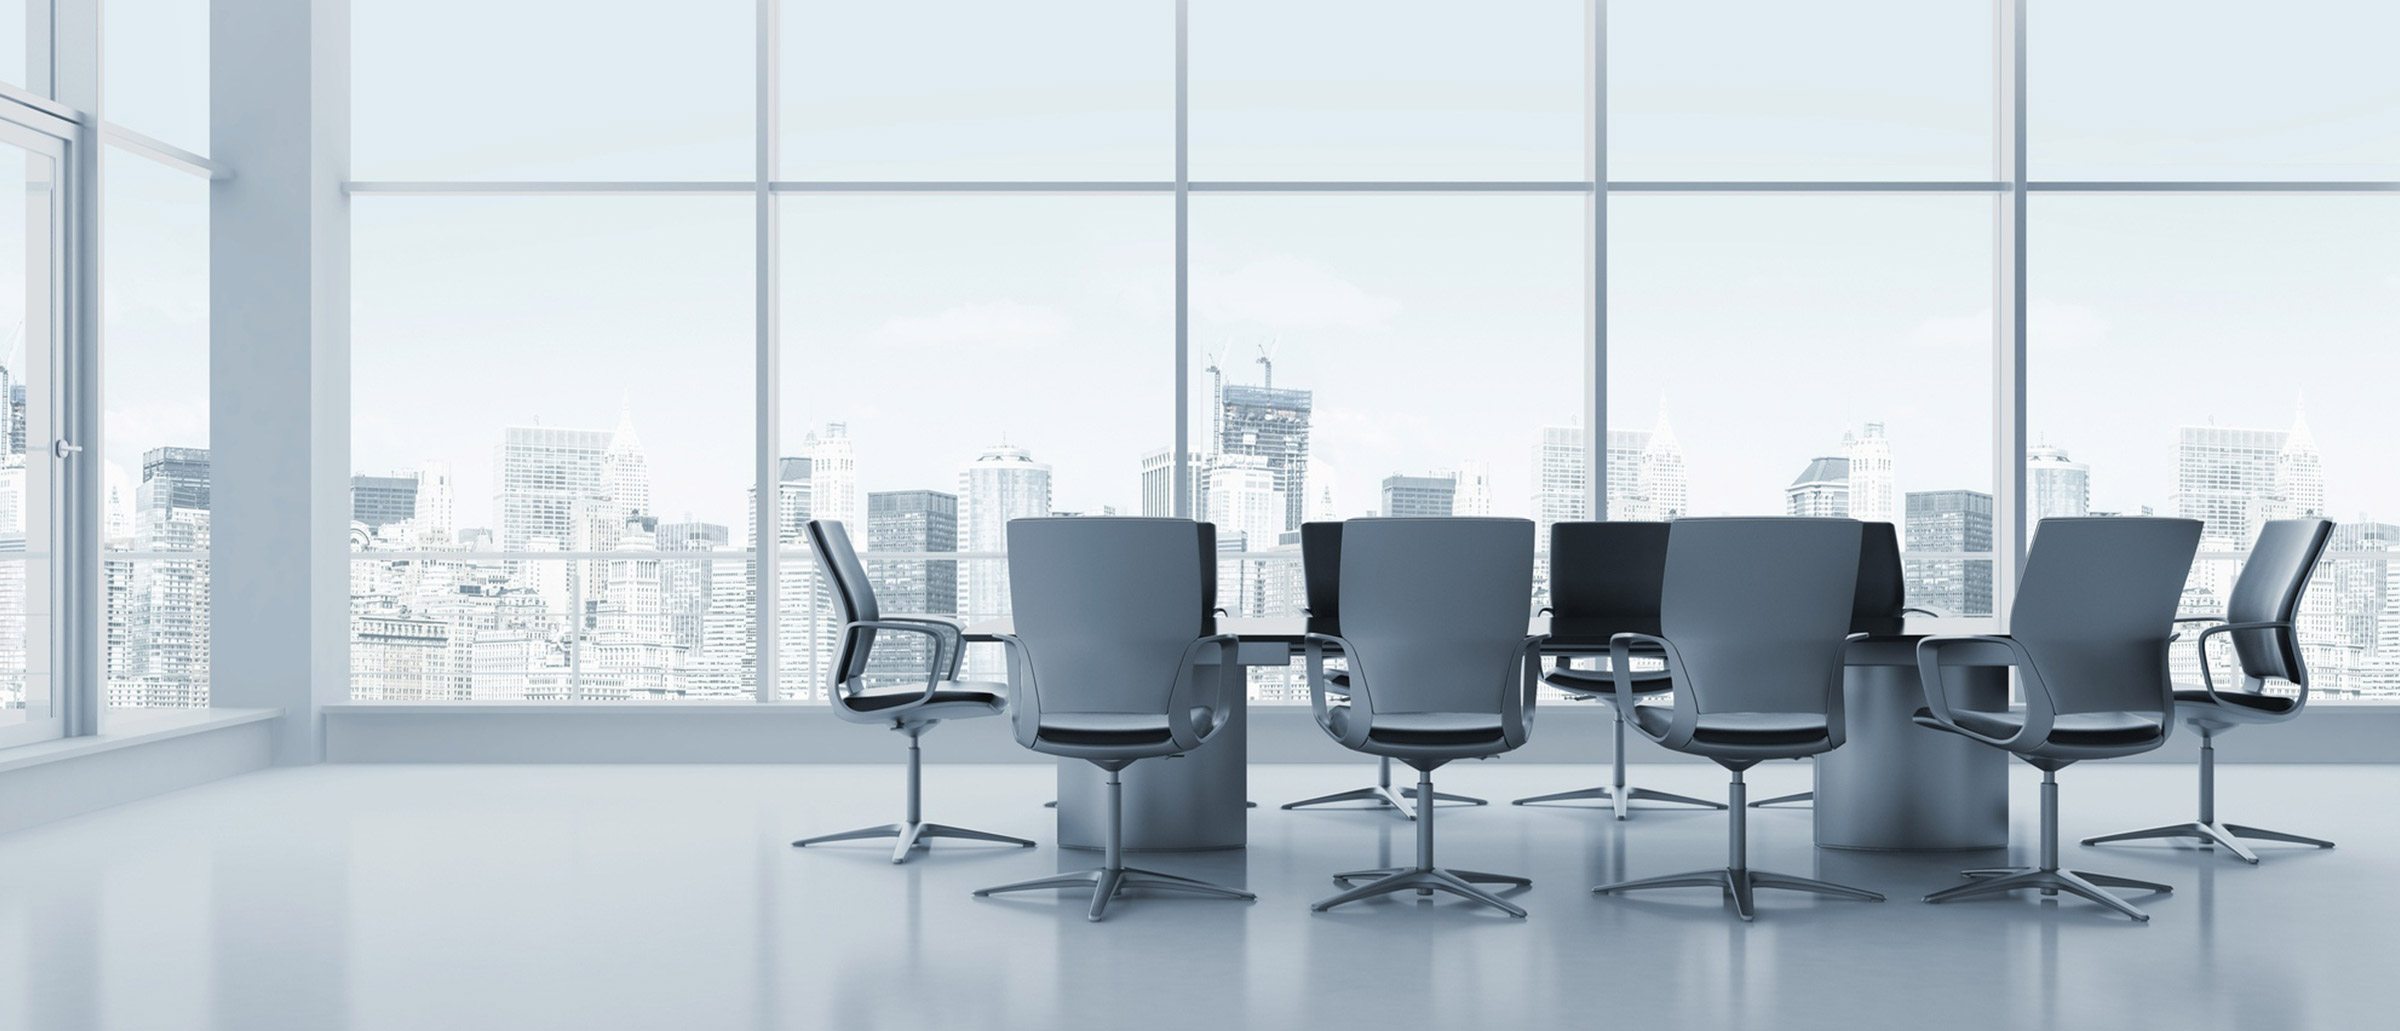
[973,865,1256,922]
[2080,820,2332,865]
[1924,866,2170,922]
[1280,784,1486,818]
[792,821,1036,865]
[1594,866,1884,922]
[1746,790,1813,809]
[1313,867,1528,918]
[1510,784,1726,819]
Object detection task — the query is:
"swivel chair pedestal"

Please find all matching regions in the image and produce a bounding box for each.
[1597,764,1882,921]
[1283,755,1486,818]
[795,728,1037,863]
[1314,763,1529,917]
[2080,726,2332,863]
[1924,764,2169,921]
[977,762,1255,922]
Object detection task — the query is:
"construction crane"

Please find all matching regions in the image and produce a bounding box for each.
[1203,344,1228,448]
[1255,340,1281,393]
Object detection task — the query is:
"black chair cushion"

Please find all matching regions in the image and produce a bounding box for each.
[1326,707,1507,747]
[1629,706,1829,747]
[1040,707,1219,747]
[2172,689,2297,716]
[844,685,1004,714]
[1913,708,2164,754]
[1543,665,1673,697]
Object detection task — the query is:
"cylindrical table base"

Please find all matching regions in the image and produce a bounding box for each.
[1815,664,2009,852]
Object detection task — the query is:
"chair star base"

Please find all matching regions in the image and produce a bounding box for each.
[792,821,1035,865]
[974,865,1256,922]
[1313,867,1529,918]
[1283,756,1487,819]
[1594,866,1883,922]
[1510,783,1726,818]
[1746,790,1813,809]
[2080,819,2331,865]
[1925,866,2171,922]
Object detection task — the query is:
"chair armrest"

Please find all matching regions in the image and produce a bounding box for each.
[2192,619,2296,707]
[874,615,966,680]
[1610,632,1698,750]
[836,621,954,710]
[1166,633,1242,752]
[1900,605,1947,618]
[1501,634,1546,747]
[1826,633,1869,749]
[1914,635,2054,750]
[1305,633,1370,749]
[994,634,1042,749]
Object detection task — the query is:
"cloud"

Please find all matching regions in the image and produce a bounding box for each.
[874,300,1069,349]
[1193,256,1401,330]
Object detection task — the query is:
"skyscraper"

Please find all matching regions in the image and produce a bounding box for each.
[138,447,212,514]
[127,447,212,707]
[959,443,1051,641]
[1139,447,1175,518]
[1605,429,1649,520]
[2027,443,2090,521]
[869,490,960,675]
[1205,454,1283,551]
[1640,413,1689,520]
[2174,424,2286,547]
[1844,422,1896,524]
[1381,473,1458,519]
[655,520,731,653]
[1786,457,1850,518]
[1219,383,1312,534]
[351,474,419,531]
[494,426,611,552]
[805,423,861,531]
[2274,404,2325,520]
[1905,489,1994,616]
[1449,462,1493,517]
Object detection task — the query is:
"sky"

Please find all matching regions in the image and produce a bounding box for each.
[77,0,2400,543]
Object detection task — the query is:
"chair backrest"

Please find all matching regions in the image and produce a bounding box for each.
[1006,517,1208,716]
[1849,521,1910,637]
[1657,518,1862,716]
[1337,518,1534,715]
[1198,520,1220,632]
[2224,517,2334,687]
[1300,521,1343,636]
[2011,518,2203,715]
[1546,521,1669,645]
[804,520,878,682]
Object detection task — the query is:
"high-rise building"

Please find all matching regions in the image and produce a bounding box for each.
[2174,424,2286,547]
[414,462,456,543]
[2274,404,2325,520]
[868,490,959,675]
[1139,447,1175,518]
[351,474,419,531]
[602,402,652,527]
[1845,422,1896,524]
[1905,489,1994,616]
[1605,429,1648,520]
[138,447,211,514]
[655,520,730,653]
[1534,425,1589,545]
[1786,457,1850,518]
[1640,413,1689,520]
[494,426,611,553]
[805,423,861,531]
[2027,443,2090,522]
[1206,454,1283,551]
[1381,473,1458,519]
[1219,383,1312,534]
[1450,462,1493,517]
[959,444,1051,669]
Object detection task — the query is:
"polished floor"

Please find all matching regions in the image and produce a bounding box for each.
[0,761,2388,1031]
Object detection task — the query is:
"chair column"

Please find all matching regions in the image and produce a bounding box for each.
[2196,727,2216,826]
[905,733,923,827]
[1727,769,1748,872]
[1414,767,1437,872]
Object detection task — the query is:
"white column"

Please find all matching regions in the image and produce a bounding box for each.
[209,0,349,763]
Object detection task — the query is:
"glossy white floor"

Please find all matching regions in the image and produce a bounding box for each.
[0,761,2385,1031]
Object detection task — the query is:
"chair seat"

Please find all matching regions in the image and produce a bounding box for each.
[1326,707,1508,749]
[2173,688,2298,723]
[1912,707,2165,759]
[1629,706,1830,749]
[1543,665,1674,698]
[842,682,1006,718]
[1040,707,1219,748]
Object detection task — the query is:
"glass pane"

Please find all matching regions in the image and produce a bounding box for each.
[104,150,210,556]
[351,555,754,701]
[1189,0,1586,181]
[352,195,753,556]
[781,0,1174,180]
[105,0,211,153]
[2029,195,2400,698]
[1610,194,1997,613]
[0,136,54,741]
[352,0,752,180]
[2030,0,2400,181]
[105,555,210,708]
[0,0,30,95]
[1608,0,1994,181]
[1191,194,1582,700]
[777,195,1173,695]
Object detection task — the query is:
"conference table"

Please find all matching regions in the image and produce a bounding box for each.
[962,615,2012,854]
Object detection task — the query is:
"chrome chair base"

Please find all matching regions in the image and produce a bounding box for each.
[1510,784,1727,819]
[975,866,1256,922]
[2080,820,2331,865]
[792,821,1035,865]
[1314,867,1528,918]
[1746,790,1813,809]
[1595,867,1881,922]
[1283,757,1486,819]
[1925,866,2170,922]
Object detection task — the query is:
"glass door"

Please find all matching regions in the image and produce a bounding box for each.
[0,107,64,748]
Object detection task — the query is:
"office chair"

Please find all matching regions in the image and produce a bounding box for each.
[972,518,1256,921]
[2083,517,2335,863]
[1305,518,1544,917]
[1917,517,2202,921]
[1511,521,1723,819]
[1748,521,1940,809]
[1592,518,1885,921]
[1282,520,1487,817]
[791,520,1036,863]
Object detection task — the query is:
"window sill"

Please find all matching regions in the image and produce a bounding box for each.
[0,708,281,774]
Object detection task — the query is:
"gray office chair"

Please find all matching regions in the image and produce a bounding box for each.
[1282,520,1487,818]
[1512,521,1724,818]
[791,520,1036,863]
[1916,517,2202,921]
[1748,521,1939,809]
[2083,517,2335,863]
[1304,518,1544,917]
[1592,518,1886,921]
[971,517,1256,922]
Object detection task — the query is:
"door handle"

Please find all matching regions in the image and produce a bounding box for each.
[51,439,80,459]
